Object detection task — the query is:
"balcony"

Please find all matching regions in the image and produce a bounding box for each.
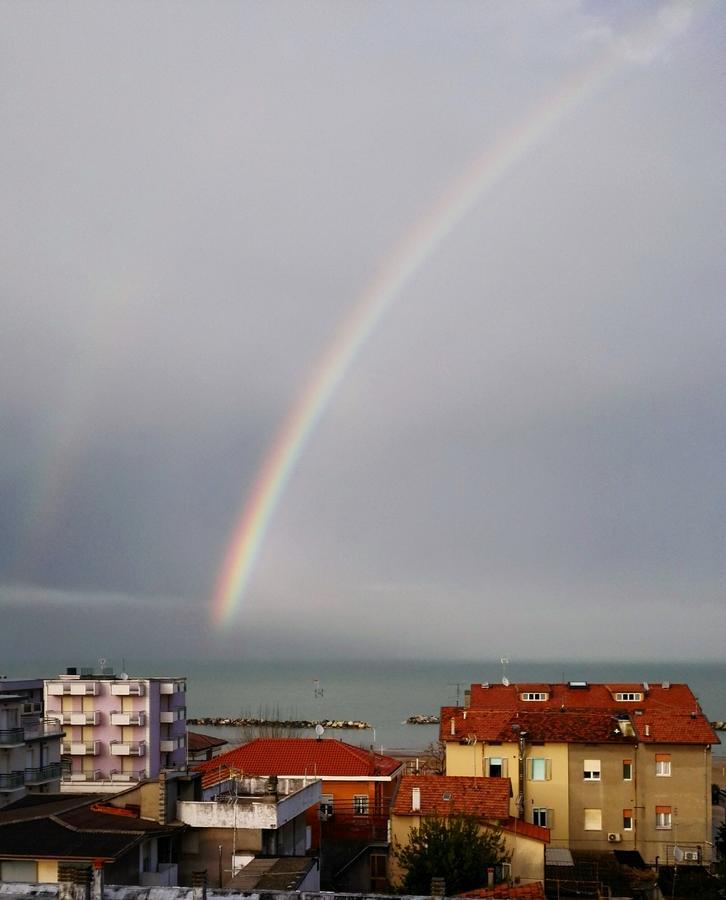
[160,739,179,753]
[0,728,24,748]
[25,763,62,785]
[24,718,66,740]
[110,711,145,726]
[63,770,103,783]
[110,741,146,756]
[49,712,99,727]
[160,681,185,695]
[62,741,101,756]
[111,770,147,782]
[0,772,24,791]
[159,711,177,724]
[111,682,145,696]
[47,681,99,696]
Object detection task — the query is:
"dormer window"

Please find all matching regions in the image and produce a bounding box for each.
[521,692,548,701]
[615,692,642,702]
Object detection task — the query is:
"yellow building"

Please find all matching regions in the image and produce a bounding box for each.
[441,681,718,866]
[389,775,549,890]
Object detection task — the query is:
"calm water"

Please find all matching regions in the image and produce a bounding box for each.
[161,658,726,755]
[12,657,725,755]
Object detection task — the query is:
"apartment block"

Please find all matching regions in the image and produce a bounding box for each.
[441,680,718,866]
[0,683,64,808]
[43,667,187,792]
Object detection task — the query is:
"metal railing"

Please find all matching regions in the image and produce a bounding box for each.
[0,728,24,746]
[0,772,24,790]
[24,718,65,740]
[24,763,62,784]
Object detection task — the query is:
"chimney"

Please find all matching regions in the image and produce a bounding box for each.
[644,724,650,737]
[412,787,421,812]
[450,717,455,736]
[192,870,208,900]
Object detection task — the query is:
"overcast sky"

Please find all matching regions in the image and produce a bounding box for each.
[2,1,725,665]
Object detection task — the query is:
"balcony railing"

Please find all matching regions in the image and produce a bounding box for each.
[111,682,145,696]
[0,772,24,791]
[48,711,99,727]
[63,770,103,782]
[24,763,62,784]
[24,718,68,739]
[111,770,147,782]
[110,741,146,756]
[110,711,145,726]
[0,728,24,747]
[62,741,101,756]
[47,681,99,696]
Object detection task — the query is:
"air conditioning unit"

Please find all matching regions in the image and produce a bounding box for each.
[607,832,622,843]
[683,850,699,862]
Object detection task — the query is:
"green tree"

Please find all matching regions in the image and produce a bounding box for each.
[394,814,510,895]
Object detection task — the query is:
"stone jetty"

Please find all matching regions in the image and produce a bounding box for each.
[187,716,371,730]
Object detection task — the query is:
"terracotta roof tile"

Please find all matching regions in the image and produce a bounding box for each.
[197,738,402,789]
[392,775,510,818]
[500,816,549,843]
[459,882,545,899]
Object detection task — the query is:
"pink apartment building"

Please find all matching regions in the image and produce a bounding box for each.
[44,667,187,793]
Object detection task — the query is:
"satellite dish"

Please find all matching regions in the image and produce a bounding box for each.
[315,723,325,739]
[502,676,510,686]
[118,672,129,681]
[673,846,684,863]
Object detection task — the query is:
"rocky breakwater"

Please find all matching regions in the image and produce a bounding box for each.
[187,716,371,730]
[405,714,440,725]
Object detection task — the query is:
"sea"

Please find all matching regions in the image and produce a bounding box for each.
[11,657,726,756]
[141,658,726,756]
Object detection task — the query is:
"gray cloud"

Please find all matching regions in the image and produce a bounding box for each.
[1,1,724,662]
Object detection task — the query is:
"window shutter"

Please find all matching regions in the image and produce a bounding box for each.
[527,758,533,780]
[501,757,508,777]
[545,758,552,780]
[656,805,671,814]
[655,753,671,762]
[547,808,554,828]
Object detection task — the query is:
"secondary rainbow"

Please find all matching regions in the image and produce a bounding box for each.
[211,5,699,627]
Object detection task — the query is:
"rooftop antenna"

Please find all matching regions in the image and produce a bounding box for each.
[501,657,510,687]
[448,682,466,707]
[313,678,324,699]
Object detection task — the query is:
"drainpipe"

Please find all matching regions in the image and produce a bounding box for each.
[512,725,527,819]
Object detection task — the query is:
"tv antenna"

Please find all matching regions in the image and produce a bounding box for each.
[500,657,510,686]
[448,682,467,707]
[313,679,324,699]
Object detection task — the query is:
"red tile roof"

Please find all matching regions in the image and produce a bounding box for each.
[444,681,719,746]
[392,775,511,818]
[459,882,545,899]
[500,816,549,843]
[187,731,228,753]
[197,738,402,789]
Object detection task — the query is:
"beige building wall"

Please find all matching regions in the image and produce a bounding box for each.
[389,813,543,889]
[634,744,713,865]
[522,744,569,846]
[567,745,635,851]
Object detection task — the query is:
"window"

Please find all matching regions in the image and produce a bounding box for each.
[584,808,602,831]
[623,809,633,831]
[533,808,552,828]
[486,757,507,778]
[353,795,369,816]
[622,759,632,781]
[521,692,548,701]
[583,759,601,781]
[615,692,642,702]
[528,757,551,781]
[655,753,671,776]
[320,794,334,816]
[656,806,672,829]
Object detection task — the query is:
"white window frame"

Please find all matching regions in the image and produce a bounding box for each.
[528,757,551,781]
[623,810,633,831]
[521,692,548,701]
[655,756,671,777]
[486,756,507,778]
[656,809,672,830]
[533,807,551,828]
[622,759,632,781]
[615,692,642,702]
[583,759,601,781]
[353,794,369,816]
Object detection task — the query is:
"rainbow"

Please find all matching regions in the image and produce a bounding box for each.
[211,4,700,627]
